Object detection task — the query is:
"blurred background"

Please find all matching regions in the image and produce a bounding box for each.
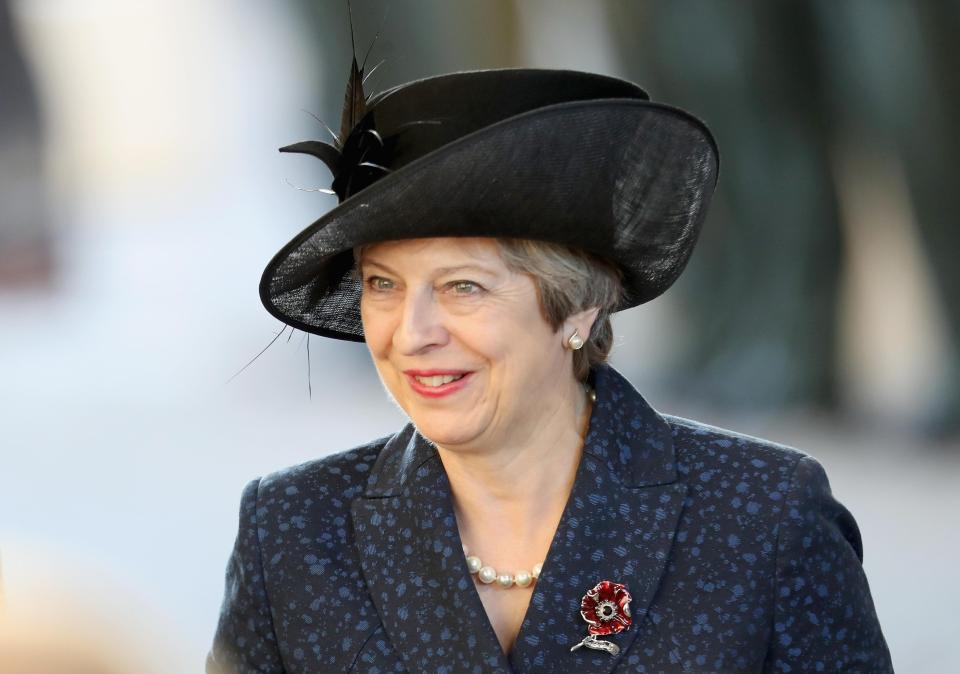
[1,1,957,671]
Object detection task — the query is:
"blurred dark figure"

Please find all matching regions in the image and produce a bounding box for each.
[823,0,960,438]
[0,0,52,289]
[609,0,960,438]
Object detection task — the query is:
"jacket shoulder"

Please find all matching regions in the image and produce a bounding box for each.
[256,433,393,504]
[663,412,811,473]
[661,413,823,519]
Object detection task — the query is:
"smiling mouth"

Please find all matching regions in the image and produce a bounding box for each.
[413,373,466,387]
[403,370,473,396]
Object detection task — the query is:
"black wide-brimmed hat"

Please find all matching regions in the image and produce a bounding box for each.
[260,67,719,342]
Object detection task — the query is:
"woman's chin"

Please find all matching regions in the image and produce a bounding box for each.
[413,426,475,449]
[409,413,483,449]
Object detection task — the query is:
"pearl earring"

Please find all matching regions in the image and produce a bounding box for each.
[567,329,584,351]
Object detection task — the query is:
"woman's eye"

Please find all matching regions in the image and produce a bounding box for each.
[366,276,395,291]
[448,280,481,295]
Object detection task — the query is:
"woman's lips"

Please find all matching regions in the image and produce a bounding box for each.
[403,370,474,398]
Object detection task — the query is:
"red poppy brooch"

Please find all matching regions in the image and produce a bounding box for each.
[569,580,633,655]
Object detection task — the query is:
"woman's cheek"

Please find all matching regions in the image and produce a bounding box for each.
[361,304,399,356]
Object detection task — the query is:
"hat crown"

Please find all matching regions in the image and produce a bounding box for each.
[290,69,651,201]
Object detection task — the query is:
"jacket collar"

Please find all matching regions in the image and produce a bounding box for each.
[351,365,687,673]
[360,365,678,498]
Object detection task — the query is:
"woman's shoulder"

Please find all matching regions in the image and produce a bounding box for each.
[659,412,862,555]
[660,412,824,491]
[664,413,807,458]
[660,413,810,463]
[251,433,395,506]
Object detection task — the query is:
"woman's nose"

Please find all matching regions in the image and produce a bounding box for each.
[394,289,448,354]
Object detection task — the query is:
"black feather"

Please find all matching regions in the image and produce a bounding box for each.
[339,55,369,146]
[280,0,390,202]
[279,141,341,174]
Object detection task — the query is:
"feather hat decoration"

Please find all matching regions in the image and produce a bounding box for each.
[279,6,389,201]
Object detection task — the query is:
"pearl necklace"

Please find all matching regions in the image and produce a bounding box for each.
[463,544,542,589]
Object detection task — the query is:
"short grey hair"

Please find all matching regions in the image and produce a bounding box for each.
[495,238,624,381]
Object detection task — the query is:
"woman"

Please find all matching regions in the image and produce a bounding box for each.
[208,68,892,672]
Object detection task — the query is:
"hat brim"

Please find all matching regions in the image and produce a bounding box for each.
[260,98,719,342]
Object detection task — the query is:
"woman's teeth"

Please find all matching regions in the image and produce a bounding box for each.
[414,374,465,387]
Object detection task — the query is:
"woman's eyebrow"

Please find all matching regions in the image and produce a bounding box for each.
[361,261,495,276]
[360,259,398,274]
[434,264,496,276]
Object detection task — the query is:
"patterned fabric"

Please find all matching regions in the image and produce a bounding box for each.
[208,365,892,673]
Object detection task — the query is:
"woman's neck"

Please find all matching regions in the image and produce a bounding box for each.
[437,377,592,546]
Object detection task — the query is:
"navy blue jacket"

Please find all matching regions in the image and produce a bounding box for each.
[208,365,892,673]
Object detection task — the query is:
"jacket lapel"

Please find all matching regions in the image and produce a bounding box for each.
[351,425,512,673]
[507,366,687,674]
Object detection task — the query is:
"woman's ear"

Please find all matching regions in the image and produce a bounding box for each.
[564,306,601,341]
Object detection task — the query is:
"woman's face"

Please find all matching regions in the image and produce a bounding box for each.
[359,237,577,450]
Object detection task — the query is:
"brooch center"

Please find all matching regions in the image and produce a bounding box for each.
[596,600,618,621]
